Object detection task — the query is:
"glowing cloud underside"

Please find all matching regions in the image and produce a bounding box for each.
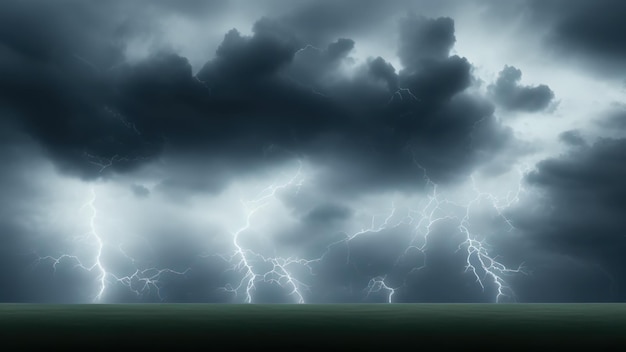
[36,156,528,303]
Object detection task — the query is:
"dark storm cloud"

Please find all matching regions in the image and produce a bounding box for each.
[507,0,626,78]
[0,117,97,303]
[397,15,456,72]
[0,0,159,179]
[507,248,619,302]
[596,104,626,131]
[602,113,626,131]
[488,66,555,113]
[286,38,356,89]
[513,137,626,300]
[543,1,626,63]
[0,1,524,194]
[276,0,427,46]
[0,121,42,302]
[368,56,399,92]
[277,0,395,45]
[558,130,587,147]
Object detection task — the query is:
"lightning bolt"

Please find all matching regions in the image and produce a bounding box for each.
[456,166,529,302]
[365,276,396,303]
[104,106,141,136]
[220,161,308,303]
[363,160,527,303]
[395,162,528,303]
[35,187,106,302]
[84,188,107,301]
[35,184,193,302]
[83,152,151,173]
[294,44,322,56]
[387,87,421,105]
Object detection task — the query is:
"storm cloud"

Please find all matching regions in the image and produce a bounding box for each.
[0,0,624,304]
[1,1,524,192]
[489,65,555,113]
[500,0,626,80]
[511,138,626,300]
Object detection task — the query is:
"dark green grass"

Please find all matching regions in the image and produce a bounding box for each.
[2,304,625,349]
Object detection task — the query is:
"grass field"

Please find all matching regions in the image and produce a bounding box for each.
[1,303,625,349]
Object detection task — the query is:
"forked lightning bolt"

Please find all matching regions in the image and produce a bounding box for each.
[35,187,107,302]
[457,167,529,302]
[220,161,308,303]
[35,185,191,302]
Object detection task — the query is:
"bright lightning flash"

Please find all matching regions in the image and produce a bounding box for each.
[220,162,308,303]
[35,187,107,302]
[35,160,528,304]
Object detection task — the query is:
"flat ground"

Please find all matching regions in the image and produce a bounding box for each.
[1,304,625,349]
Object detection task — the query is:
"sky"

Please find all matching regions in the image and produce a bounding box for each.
[1,0,626,303]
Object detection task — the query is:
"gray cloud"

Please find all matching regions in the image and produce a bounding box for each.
[495,0,626,79]
[489,66,555,113]
[512,138,626,300]
[597,104,626,131]
[559,130,587,147]
[544,1,626,69]
[398,15,456,73]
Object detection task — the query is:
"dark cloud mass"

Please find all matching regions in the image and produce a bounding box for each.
[0,0,521,191]
[0,0,624,304]
[514,138,626,300]
[596,104,626,131]
[546,1,626,61]
[398,15,456,71]
[489,66,555,112]
[519,0,626,78]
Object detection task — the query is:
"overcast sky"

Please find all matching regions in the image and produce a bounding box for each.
[1,0,626,303]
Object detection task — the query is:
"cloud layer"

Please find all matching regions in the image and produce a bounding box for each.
[489,65,555,112]
[0,0,624,303]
